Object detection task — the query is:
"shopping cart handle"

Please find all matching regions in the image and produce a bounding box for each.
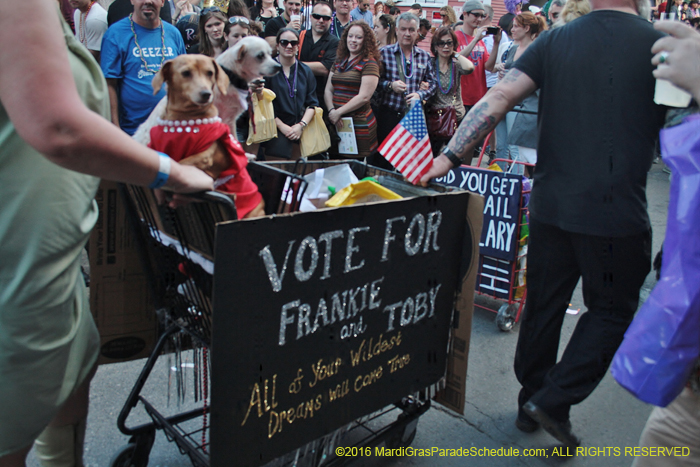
[178,190,237,218]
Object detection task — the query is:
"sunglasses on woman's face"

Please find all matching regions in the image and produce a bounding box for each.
[311,13,332,21]
[229,16,251,25]
[279,39,299,47]
[436,40,453,47]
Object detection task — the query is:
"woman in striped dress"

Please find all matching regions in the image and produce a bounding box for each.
[324,21,381,159]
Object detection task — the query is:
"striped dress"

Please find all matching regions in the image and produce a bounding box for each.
[331,56,380,158]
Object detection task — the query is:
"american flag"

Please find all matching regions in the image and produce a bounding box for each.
[378,101,433,184]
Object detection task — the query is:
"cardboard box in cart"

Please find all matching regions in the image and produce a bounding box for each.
[89,180,157,365]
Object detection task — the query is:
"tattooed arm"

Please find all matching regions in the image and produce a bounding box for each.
[419,69,538,185]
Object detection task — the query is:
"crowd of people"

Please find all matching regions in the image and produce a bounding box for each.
[61,0,681,169]
[2,0,700,465]
[60,0,553,165]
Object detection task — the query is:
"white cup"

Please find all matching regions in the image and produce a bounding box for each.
[290,14,301,23]
[654,78,693,107]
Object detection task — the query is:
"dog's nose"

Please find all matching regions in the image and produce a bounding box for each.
[200,90,212,102]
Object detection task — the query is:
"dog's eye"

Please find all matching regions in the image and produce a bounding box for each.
[207,70,214,77]
[182,70,192,78]
[257,52,265,61]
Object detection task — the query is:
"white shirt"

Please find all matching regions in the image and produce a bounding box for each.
[73,2,108,51]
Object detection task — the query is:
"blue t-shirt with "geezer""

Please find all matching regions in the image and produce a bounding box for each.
[101,17,185,135]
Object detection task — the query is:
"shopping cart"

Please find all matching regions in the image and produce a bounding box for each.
[110,161,463,467]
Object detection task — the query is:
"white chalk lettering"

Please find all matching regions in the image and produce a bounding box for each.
[344,227,369,273]
[278,279,381,346]
[318,230,343,279]
[381,216,406,262]
[279,300,300,346]
[260,241,295,293]
[382,284,442,332]
[369,277,383,310]
[294,236,319,282]
[404,215,425,256]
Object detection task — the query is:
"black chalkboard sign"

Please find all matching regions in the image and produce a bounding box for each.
[434,167,522,261]
[210,193,472,466]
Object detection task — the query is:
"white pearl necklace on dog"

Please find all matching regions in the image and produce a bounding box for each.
[156,116,222,134]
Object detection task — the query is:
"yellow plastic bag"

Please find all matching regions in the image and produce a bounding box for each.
[300,107,331,158]
[325,180,402,207]
[246,89,277,145]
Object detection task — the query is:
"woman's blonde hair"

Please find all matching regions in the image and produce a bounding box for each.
[553,0,591,27]
[439,5,457,26]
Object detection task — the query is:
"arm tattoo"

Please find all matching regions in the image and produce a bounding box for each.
[501,68,524,85]
[450,101,497,157]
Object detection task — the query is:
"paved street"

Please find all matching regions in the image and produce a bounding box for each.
[27,163,671,467]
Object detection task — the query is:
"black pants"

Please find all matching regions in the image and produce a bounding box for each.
[367,107,404,171]
[514,217,651,422]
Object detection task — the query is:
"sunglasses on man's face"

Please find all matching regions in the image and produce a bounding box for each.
[436,40,453,47]
[279,39,300,47]
[312,13,332,21]
[469,12,486,19]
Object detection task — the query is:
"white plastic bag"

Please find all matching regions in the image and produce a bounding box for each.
[299,164,359,211]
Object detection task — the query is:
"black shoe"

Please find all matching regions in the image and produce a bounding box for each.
[515,408,539,433]
[522,401,580,448]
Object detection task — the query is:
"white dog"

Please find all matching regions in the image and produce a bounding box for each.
[133,36,281,146]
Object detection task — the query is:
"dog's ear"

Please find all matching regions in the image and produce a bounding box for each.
[236,43,247,63]
[212,59,229,95]
[152,60,173,95]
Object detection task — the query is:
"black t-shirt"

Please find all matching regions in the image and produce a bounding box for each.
[251,6,284,30]
[264,15,288,38]
[299,30,339,111]
[513,11,666,237]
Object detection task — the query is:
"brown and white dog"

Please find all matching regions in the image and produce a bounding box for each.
[133,36,280,145]
[147,54,265,218]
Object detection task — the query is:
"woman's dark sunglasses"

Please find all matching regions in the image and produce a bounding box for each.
[279,39,300,47]
[311,13,332,21]
[436,40,454,47]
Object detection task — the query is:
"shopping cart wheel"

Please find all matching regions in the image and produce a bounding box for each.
[109,431,154,467]
[109,444,139,467]
[496,304,516,332]
[387,413,418,449]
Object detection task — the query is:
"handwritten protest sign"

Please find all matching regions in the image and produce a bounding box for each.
[210,193,473,466]
[434,167,522,261]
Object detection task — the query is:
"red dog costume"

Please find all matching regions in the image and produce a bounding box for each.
[149,117,262,218]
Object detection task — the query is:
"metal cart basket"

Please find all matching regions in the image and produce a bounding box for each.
[110,160,472,467]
